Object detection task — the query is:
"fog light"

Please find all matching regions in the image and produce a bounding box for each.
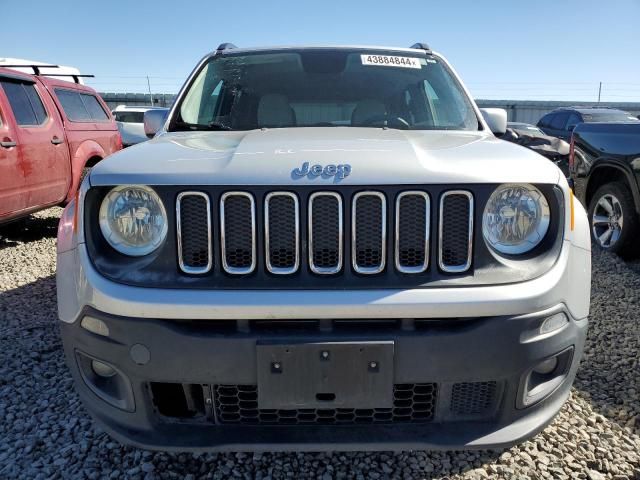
[75,351,135,411]
[540,313,568,334]
[518,347,574,408]
[91,360,116,378]
[81,316,109,337]
[533,357,558,375]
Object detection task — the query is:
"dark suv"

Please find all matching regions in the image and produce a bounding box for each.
[537,107,638,141]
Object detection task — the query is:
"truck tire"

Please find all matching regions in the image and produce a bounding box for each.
[588,181,640,257]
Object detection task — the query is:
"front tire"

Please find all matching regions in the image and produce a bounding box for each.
[588,181,639,257]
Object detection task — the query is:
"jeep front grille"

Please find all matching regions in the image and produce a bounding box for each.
[265,192,300,274]
[309,192,343,274]
[220,192,256,274]
[352,192,386,274]
[176,192,212,274]
[176,188,474,276]
[395,191,430,273]
[439,191,473,273]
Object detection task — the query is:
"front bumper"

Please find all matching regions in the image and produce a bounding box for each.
[57,239,590,451]
[61,306,587,451]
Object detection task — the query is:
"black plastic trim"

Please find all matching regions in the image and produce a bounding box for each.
[58,305,587,451]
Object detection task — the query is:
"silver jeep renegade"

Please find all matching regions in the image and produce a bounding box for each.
[56,43,591,451]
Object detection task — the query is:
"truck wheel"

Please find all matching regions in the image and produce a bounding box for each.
[588,181,640,257]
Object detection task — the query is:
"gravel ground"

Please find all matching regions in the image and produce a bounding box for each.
[0,207,638,480]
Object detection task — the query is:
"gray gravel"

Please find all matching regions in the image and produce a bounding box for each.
[0,207,639,479]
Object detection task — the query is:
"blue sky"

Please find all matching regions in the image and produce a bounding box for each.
[2,0,639,102]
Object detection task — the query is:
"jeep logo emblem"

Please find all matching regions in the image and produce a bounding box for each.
[292,162,351,179]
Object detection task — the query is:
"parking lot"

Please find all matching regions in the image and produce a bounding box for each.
[0,207,637,479]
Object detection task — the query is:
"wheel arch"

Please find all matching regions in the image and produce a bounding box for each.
[585,162,640,214]
[64,140,106,203]
[84,155,103,168]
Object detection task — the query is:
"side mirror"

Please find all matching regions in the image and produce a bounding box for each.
[567,125,576,132]
[480,108,507,135]
[144,109,169,138]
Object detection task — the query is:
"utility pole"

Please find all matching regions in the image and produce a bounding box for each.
[597,82,602,104]
[146,76,154,106]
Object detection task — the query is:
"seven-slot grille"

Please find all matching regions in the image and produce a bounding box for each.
[439,191,474,273]
[220,192,256,274]
[176,189,473,275]
[352,192,386,274]
[265,192,300,274]
[395,191,430,273]
[176,192,212,274]
[309,192,343,274]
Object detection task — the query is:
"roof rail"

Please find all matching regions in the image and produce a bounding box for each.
[216,43,238,53]
[0,65,93,84]
[43,74,95,84]
[410,43,432,53]
[1,64,59,75]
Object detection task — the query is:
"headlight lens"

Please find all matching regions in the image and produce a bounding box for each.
[99,185,167,256]
[482,184,550,255]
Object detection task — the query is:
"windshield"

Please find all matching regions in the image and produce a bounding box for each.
[583,111,639,122]
[114,111,144,123]
[510,124,545,135]
[172,49,479,131]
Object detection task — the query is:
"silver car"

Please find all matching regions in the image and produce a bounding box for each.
[57,43,591,452]
[112,105,169,147]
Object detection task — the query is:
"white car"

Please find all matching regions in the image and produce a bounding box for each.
[56,43,591,452]
[111,105,168,147]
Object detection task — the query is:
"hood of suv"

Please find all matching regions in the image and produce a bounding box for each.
[90,127,561,186]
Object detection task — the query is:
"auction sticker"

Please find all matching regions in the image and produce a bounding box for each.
[361,54,422,69]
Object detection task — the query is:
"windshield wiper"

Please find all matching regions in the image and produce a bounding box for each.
[173,120,233,131]
[204,121,233,131]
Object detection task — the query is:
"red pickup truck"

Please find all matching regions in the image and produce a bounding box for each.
[0,67,121,224]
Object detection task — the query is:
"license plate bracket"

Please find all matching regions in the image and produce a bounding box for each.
[256,341,394,409]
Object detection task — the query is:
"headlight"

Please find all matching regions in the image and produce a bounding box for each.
[482,184,550,255]
[99,185,168,256]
